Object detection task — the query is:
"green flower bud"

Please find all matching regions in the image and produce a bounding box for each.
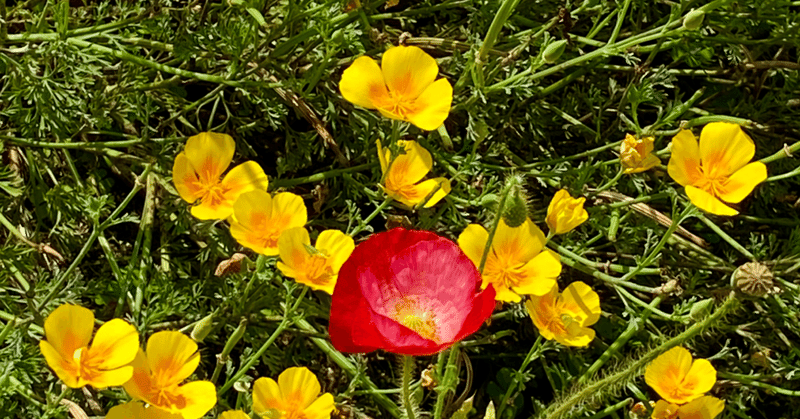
[190,313,215,342]
[503,192,528,228]
[689,298,714,320]
[543,40,568,64]
[683,9,705,30]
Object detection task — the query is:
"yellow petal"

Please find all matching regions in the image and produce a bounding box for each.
[624,153,661,174]
[512,250,561,297]
[699,122,754,177]
[123,348,153,402]
[407,78,453,131]
[231,190,273,228]
[556,323,595,347]
[385,140,433,189]
[253,377,283,414]
[457,224,489,269]
[678,395,725,419]
[86,366,134,389]
[525,284,559,341]
[183,132,235,184]
[493,218,545,264]
[43,304,94,358]
[172,153,203,203]
[394,178,450,208]
[316,229,355,273]
[190,201,231,221]
[278,227,311,275]
[494,285,522,303]
[668,129,703,187]
[685,186,738,216]
[680,359,716,401]
[87,318,139,370]
[717,162,766,204]
[645,347,694,403]
[381,46,439,100]
[174,381,217,419]
[376,139,390,174]
[39,340,79,388]
[218,411,252,419]
[277,367,322,409]
[220,161,270,202]
[651,400,680,419]
[106,402,147,419]
[559,281,601,327]
[272,192,309,229]
[145,331,200,388]
[339,56,388,109]
[303,393,336,419]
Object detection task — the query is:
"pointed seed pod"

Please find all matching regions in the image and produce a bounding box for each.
[683,9,705,30]
[191,313,215,342]
[543,40,568,64]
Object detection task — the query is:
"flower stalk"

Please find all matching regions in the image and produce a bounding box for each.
[401,355,417,419]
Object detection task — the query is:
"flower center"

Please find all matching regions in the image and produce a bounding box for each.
[303,253,334,286]
[393,298,439,343]
[378,91,416,120]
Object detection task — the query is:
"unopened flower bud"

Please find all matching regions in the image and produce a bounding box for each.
[689,298,714,320]
[503,187,529,228]
[683,9,705,30]
[546,189,588,235]
[543,40,568,64]
[191,313,215,342]
[620,134,660,174]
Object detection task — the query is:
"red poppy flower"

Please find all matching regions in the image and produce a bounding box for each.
[329,228,496,356]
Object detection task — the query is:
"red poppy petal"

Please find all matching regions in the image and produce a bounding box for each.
[329,228,493,355]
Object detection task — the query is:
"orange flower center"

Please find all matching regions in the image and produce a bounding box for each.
[393,298,439,343]
[696,166,729,198]
[484,253,526,290]
[69,347,103,383]
[376,90,417,120]
[150,386,188,411]
[301,253,334,286]
[186,157,232,206]
[244,213,288,250]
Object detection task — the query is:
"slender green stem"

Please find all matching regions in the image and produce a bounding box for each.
[37,165,152,312]
[478,178,517,273]
[401,355,417,419]
[433,343,460,419]
[718,372,800,396]
[759,139,800,164]
[696,214,755,260]
[474,0,521,87]
[607,0,632,44]
[619,205,695,281]
[271,163,375,188]
[349,197,393,236]
[497,336,543,418]
[765,164,800,182]
[219,287,308,395]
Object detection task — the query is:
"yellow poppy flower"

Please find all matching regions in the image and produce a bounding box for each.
[667,122,767,216]
[620,134,660,174]
[524,281,601,347]
[457,218,562,302]
[172,132,269,220]
[218,411,251,419]
[106,401,182,419]
[377,140,451,208]
[229,191,308,256]
[545,189,589,235]
[651,396,725,419]
[252,366,335,419]
[644,346,716,405]
[39,304,138,389]
[340,45,453,130]
[277,227,355,294]
[123,331,216,419]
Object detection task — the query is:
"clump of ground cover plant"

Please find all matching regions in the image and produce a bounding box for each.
[1,1,800,418]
